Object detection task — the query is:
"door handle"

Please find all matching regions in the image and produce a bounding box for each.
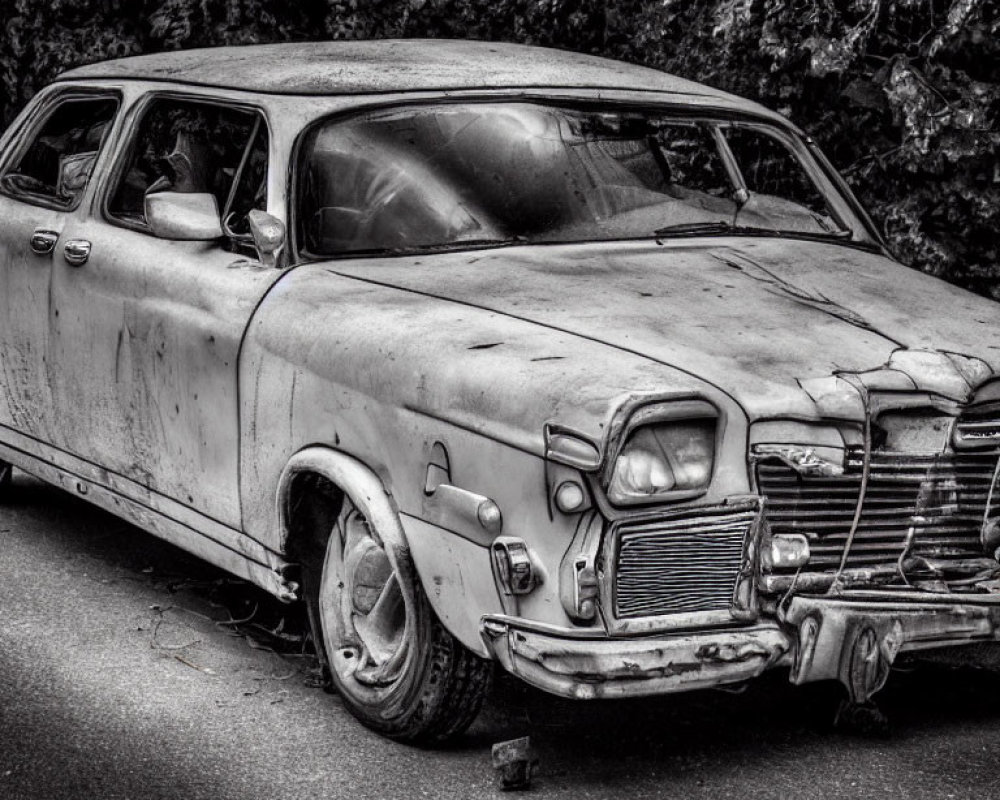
[63,239,91,266]
[30,229,59,256]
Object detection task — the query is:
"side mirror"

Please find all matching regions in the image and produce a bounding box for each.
[145,192,223,241]
[248,210,285,269]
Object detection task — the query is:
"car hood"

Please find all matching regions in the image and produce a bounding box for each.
[323,236,999,429]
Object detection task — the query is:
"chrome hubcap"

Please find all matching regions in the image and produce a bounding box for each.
[322,500,410,689]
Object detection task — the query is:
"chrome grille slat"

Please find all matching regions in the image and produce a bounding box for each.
[757,448,1000,570]
[770,518,983,531]
[614,507,754,619]
[955,405,1000,446]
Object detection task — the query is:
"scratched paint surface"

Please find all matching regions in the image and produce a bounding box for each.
[0,43,998,723]
[271,235,1000,438]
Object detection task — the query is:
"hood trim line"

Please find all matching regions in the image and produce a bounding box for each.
[323,268,749,419]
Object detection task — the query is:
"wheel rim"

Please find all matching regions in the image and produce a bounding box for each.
[319,496,414,700]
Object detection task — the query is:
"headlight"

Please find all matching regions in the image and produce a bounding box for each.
[608,419,715,504]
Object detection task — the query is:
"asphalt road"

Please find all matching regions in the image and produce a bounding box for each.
[3,471,1000,800]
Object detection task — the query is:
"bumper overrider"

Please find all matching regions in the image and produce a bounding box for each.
[481,593,1000,702]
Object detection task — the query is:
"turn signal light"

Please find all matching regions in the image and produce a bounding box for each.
[477,498,503,534]
[554,481,588,513]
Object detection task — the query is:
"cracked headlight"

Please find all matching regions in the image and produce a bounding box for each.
[608,420,715,504]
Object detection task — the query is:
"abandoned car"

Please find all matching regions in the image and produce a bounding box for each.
[0,40,998,743]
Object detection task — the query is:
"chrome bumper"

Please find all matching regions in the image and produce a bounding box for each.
[480,615,792,700]
[783,591,1000,701]
[482,592,1000,701]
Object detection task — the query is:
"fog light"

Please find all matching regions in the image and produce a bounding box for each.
[491,537,539,596]
[769,533,810,569]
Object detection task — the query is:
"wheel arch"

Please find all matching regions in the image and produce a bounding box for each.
[277,445,407,564]
[275,445,495,659]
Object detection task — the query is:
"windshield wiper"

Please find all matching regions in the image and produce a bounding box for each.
[654,221,743,238]
[653,221,853,240]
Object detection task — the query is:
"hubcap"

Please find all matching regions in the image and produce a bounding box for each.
[321,499,410,690]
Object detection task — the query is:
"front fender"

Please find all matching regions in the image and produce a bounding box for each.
[275,445,504,657]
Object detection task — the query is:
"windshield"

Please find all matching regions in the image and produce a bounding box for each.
[296,102,868,257]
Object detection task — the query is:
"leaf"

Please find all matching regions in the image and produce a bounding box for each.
[842,78,887,110]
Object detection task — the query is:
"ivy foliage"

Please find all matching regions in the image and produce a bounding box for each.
[1,0,996,298]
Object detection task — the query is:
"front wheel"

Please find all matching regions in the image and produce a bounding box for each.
[305,492,491,744]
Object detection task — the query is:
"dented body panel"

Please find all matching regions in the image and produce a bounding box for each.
[51,217,283,526]
[1,42,998,710]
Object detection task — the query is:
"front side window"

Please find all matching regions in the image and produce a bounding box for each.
[107,97,268,235]
[296,102,866,258]
[0,94,118,209]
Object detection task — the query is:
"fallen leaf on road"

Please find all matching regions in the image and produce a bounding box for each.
[173,654,216,675]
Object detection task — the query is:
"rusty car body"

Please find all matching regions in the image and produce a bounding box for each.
[0,40,998,742]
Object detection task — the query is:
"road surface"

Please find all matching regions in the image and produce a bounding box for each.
[2,471,1000,799]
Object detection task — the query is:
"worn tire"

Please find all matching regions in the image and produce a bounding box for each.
[300,491,491,745]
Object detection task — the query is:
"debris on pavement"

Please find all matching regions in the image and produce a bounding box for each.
[492,736,539,790]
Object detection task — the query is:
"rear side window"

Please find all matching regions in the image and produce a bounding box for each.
[0,94,118,209]
[107,97,268,232]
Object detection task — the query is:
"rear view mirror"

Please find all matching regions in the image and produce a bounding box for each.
[248,209,285,268]
[145,192,223,240]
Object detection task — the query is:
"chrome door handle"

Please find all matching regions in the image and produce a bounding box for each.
[63,239,91,266]
[30,229,59,256]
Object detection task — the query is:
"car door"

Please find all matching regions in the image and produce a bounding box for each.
[0,89,120,446]
[49,92,283,528]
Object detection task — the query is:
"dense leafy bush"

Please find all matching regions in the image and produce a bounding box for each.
[1,0,996,298]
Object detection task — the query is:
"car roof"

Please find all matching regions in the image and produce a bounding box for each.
[56,39,768,111]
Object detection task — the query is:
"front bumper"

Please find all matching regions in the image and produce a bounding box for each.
[481,615,792,700]
[482,591,1000,701]
[784,591,1000,701]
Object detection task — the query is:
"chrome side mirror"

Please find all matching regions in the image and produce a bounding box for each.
[248,210,285,269]
[145,192,223,240]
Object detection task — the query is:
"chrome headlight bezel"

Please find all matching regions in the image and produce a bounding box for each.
[604,399,719,507]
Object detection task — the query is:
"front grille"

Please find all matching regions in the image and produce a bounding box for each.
[757,450,1000,569]
[613,505,756,618]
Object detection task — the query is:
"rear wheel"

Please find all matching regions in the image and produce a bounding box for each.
[304,491,491,744]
